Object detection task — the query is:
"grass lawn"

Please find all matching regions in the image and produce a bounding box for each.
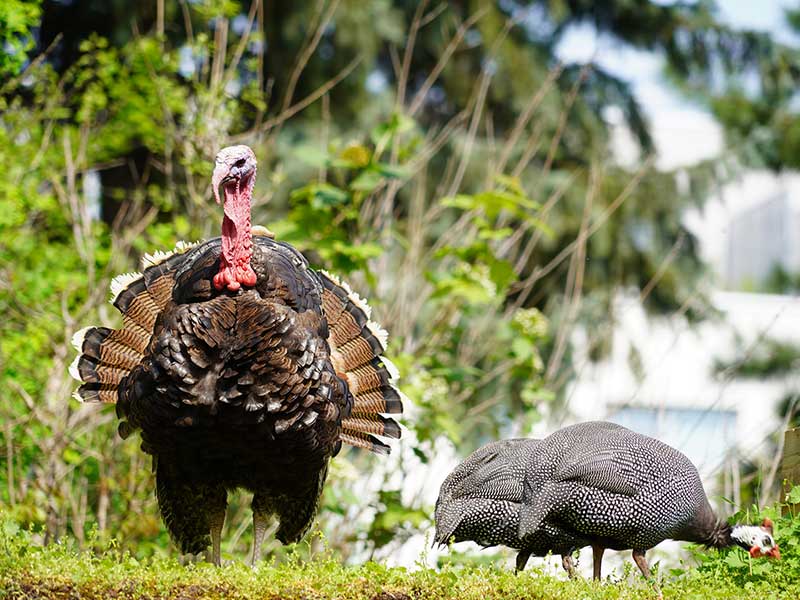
[1,528,796,600]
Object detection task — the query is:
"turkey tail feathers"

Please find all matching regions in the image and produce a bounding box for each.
[320,271,404,455]
[69,240,199,403]
[69,326,144,402]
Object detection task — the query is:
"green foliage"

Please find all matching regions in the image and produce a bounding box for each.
[763,264,800,295]
[1,511,799,600]
[0,0,41,78]
[713,336,800,379]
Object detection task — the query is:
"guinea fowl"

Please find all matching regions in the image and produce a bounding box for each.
[69,145,402,565]
[434,439,589,577]
[516,421,780,582]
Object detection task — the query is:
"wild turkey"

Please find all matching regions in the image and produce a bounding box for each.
[515,421,780,581]
[434,438,589,577]
[69,145,403,565]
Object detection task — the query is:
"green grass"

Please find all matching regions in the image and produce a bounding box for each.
[1,521,798,600]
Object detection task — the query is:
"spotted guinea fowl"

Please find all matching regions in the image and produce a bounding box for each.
[434,439,589,577]
[517,421,780,582]
[69,145,403,565]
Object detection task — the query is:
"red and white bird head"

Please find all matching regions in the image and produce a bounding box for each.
[731,518,781,559]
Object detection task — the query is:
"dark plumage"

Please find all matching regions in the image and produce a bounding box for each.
[516,421,780,580]
[437,422,780,583]
[69,146,402,564]
[434,439,588,576]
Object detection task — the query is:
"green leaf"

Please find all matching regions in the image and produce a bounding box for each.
[350,169,383,192]
[290,183,349,207]
[293,145,330,168]
[338,144,371,168]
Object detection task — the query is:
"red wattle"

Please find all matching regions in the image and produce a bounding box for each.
[214,177,256,291]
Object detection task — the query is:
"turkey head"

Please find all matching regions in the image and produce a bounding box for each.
[212,144,258,292]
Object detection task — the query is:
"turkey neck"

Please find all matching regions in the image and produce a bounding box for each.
[217,171,256,291]
[222,179,252,266]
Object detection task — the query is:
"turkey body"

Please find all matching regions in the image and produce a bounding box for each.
[72,235,402,559]
[435,439,589,575]
[121,237,343,552]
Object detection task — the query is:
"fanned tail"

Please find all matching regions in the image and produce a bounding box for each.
[319,271,404,455]
[69,241,201,403]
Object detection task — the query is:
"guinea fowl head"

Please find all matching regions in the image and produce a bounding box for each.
[211,145,258,291]
[731,518,780,559]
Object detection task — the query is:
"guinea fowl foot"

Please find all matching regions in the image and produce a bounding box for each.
[515,550,531,574]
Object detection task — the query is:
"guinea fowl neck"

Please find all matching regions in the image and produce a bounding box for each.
[700,520,735,549]
[213,172,257,291]
[678,502,733,548]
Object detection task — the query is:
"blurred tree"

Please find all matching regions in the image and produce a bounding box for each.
[23,1,741,329]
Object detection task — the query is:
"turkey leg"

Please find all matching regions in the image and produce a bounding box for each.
[208,505,226,567]
[251,512,268,566]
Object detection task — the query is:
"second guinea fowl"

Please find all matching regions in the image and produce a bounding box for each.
[434,438,589,576]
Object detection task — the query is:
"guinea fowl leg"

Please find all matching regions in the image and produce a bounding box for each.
[632,549,651,578]
[592,544,605,580]
[515,549,532,573]
[561,554,577,579]
[632,549,662,599]
[633,550,663,599]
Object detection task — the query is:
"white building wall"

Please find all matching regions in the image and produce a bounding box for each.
[565,291,800,482]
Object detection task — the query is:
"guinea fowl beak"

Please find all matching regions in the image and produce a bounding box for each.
[749,545,781,559]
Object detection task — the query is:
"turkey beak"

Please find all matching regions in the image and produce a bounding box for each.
[212,165,233,205]
[768,546,781,559]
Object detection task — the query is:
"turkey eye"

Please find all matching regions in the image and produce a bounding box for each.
[762,536,771,546]
[234,158,246,168]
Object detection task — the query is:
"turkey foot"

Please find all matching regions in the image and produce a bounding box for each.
[209,505,226,567]
[251,509,270,567]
